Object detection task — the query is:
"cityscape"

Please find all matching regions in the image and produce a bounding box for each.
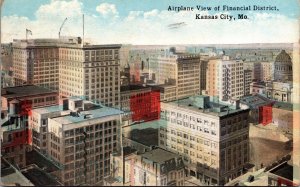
[1,0,300,186]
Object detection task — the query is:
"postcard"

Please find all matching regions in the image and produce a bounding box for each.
[0,0,299,186]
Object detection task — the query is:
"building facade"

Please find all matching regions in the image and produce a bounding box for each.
[59,44,121,108]
[12,39,62,90]
[244,70,252,96]
[29,98,123,185]
[159,95,250,185]
[156,53,201,100]
[132,148,185,186]
[205,58,221,97]
[274,50,293,82]
[219,56,244,101]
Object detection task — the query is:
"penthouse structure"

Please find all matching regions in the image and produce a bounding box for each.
[29,98,123,185]
[159,95,250,185]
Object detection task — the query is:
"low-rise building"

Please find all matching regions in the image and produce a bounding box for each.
[132,148,185,186]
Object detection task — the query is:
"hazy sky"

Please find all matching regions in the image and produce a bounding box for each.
[1,0,299,44]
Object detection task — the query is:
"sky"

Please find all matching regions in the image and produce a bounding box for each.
[1,0,299,44]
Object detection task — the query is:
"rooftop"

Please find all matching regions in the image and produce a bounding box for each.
[141,148,180,164]
[1,85,57,99]
[26,149,60,173]
[269,162,293,181]
[21,165,62,186]
[273,101,293,111]
[240,94,273,108]
[51,106,123,125]
[1,158,34,186]
[123,146,137,157]
[166,95,248,117]
[120,84,151,92]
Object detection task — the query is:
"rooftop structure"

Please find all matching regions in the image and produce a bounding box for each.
[21,165,62,186]
[1,158,34,186]
[1,85,57,99]
[167,95,248,117]
[141,148,182,164]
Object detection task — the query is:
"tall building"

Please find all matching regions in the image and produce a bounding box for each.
[159,95,250,185]
[274,50,293,81]
[244,70,252,96]
[59,44,121,107]
[29,98,123,185]
[205,58,221,96]
[12,38,121,108]
[219,56,244,101]
[156,52,201,99]
[200,60,208,93]
[260,62,274,81]
[12,39,63,90]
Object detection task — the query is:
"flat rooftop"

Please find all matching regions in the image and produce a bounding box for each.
[1,158,34,186]
[166,95,248,117]
[120,84,151,92]
[141,148,180,164]
[32,105,62,115]
[240,94,273,108]
[21,166,62,186]
[1,85,57,99]
[26,149,60,173]
[269,162,293,181]
[52,107,123,125]
[273,101,293,111]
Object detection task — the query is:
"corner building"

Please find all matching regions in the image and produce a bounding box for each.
[159,95,250,185]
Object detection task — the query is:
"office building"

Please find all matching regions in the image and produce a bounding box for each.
[29,98,123,185]
[156,52,201,100]
[205,58,221,97]
[244,70,252,96]
[219,56,244,101]
[12,38,121,108]
[59,44,121,107]
[159,95,250,185]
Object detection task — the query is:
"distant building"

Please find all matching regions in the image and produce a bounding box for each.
[159,95,250,185]
[156,52,201,100]
[244,70,252,96]
[274,50,293,82]
[266,81,292,103]
[12,38,122,108]
[260,62,274,81]
[219,56,244,101]
[250,81,266,95]
[199,60,208,93]
[205,58,221,97]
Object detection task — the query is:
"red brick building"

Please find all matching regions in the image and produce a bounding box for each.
[130,90,160,122]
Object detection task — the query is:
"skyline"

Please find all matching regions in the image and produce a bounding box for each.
[1,0,299,45]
